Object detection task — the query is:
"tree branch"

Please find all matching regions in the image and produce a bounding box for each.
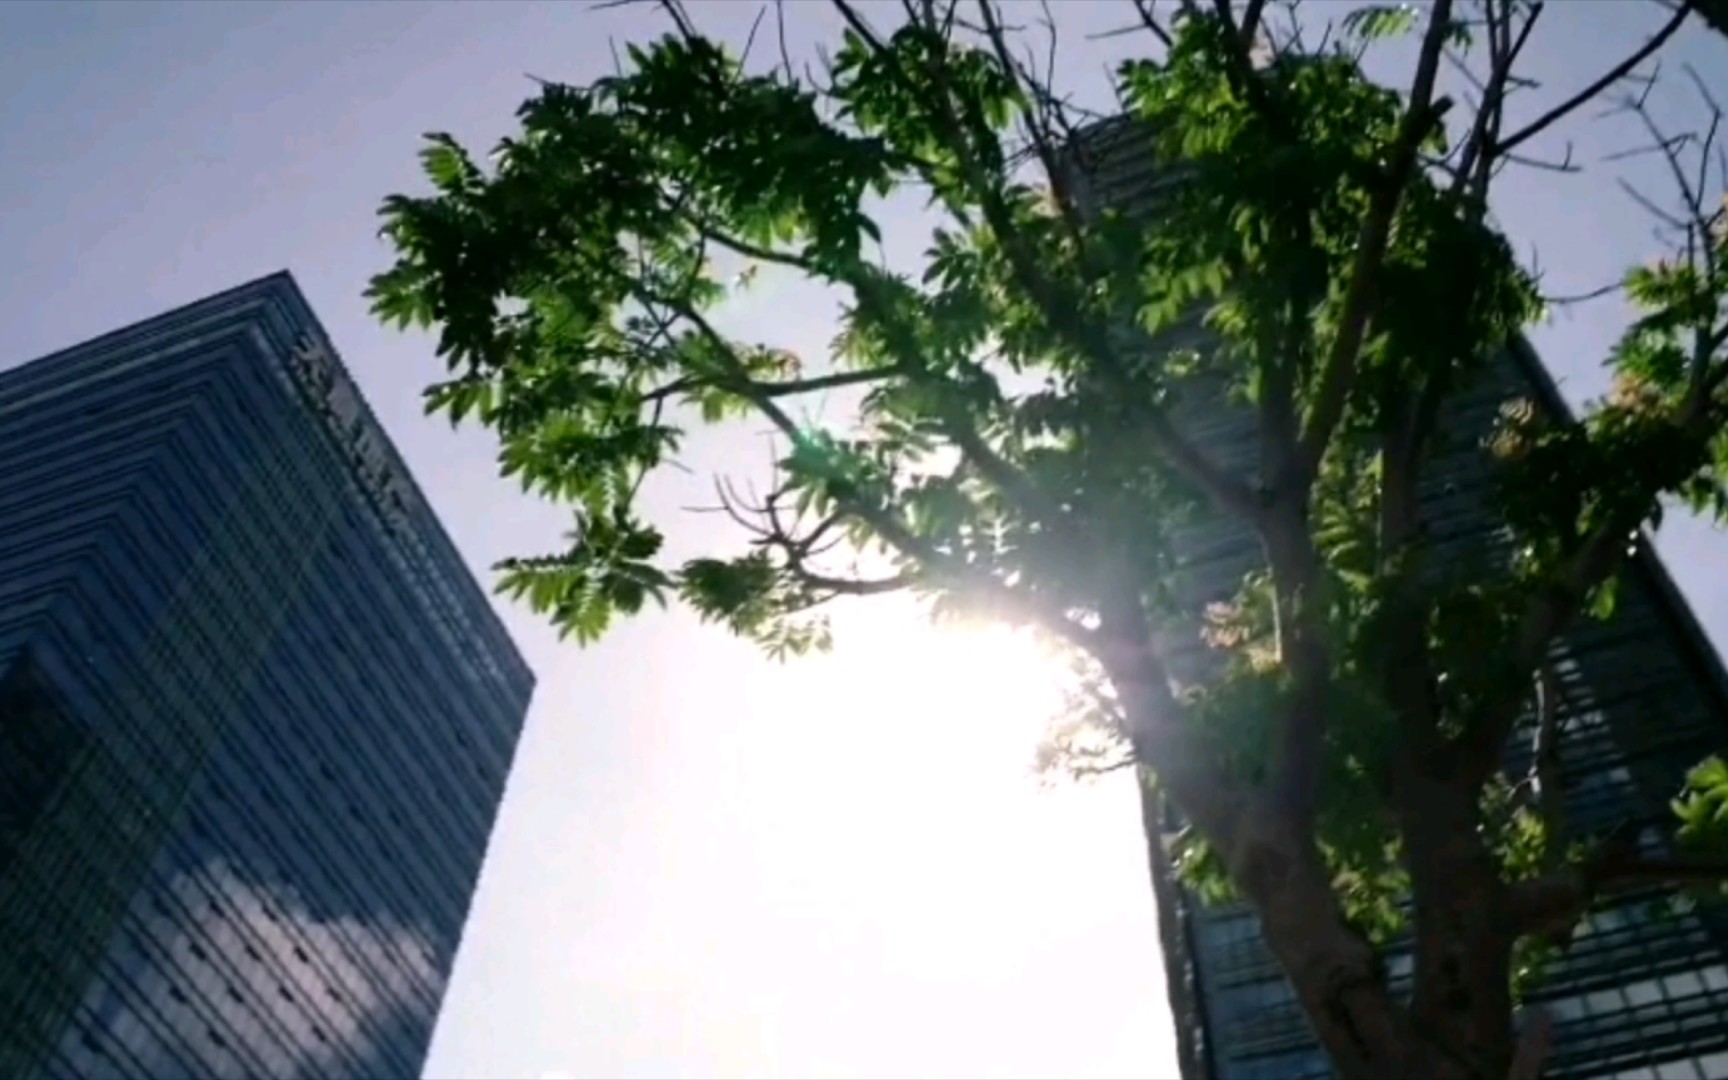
[645,365,905,404]
[1467,79,1728,776]
[712,475,916,600]
[1294,0,1454,488]
[1097,586,1251,852]
[1449,0,1543,207]
[1259,0,1457,830]
[792,566,911,596]
[1529,665,1568,870]
[665,290,1114,657]
[1492,1,1691,158]
[1128,0,1175,50]
[835,3,1262,522]
[1237,0,1269,48]
[1263,503,1333,826]
[1508,839,1728,941]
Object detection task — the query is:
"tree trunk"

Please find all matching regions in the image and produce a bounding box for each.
[1229,804,1488,1080]
[1397,764,1519,1079]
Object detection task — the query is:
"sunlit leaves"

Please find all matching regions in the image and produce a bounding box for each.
[496,511,671,644]
[372,5,1728,1016]
[1674,756,1728,854]
[1341,5,1419,43]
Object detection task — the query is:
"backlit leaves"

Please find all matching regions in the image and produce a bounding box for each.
[372,3,1728,983]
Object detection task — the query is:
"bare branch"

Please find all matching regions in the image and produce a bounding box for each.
[1543,279,1623,306]
[797,569,911,595]
[1504,145,1579,174]
[644,365,905,405]
[1129,0,1176,50]
[1448,0,1543,204]
[975,0,1088,243]
[773,0,796,79]
[1616,82,1726,412]
[709,474,913,601]
[1493,2,1691,158]
[1616,175,1691,234]
[830,0,892,56]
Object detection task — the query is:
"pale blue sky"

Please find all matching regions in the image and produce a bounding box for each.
[0,3,1724,1079]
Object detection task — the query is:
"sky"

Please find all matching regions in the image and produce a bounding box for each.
[0,2,1724,1079]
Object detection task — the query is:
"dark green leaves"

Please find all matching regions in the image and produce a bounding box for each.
[678,554,836,660]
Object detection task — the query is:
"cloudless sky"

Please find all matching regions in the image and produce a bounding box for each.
[0,3,1724,1079]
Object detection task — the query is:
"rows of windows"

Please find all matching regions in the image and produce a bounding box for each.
[200,361,519,795]
[44,429,465,1021]
[0,716,406,1079]
[245,294,529,700]
[0,297,529,1076]
[81,366,504,853]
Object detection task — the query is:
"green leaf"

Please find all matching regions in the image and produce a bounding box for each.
[371,12,1728,1039]
[1341,6,1419,42]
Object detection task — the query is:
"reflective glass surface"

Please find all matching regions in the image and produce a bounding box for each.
[0,274,533,1079]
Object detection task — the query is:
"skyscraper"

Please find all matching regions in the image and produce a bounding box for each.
[0,273,535,1079]
[1066,119,1728,1079]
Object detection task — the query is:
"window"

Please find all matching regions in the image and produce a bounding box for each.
[279,985,295,1004]
[226,985,243,1004]
[207,1028,228,1050]
[189,943,207,962]
[293,946,309,964]
[168,985,188,1004]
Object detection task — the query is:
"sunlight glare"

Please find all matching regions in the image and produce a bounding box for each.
[824,602,1071,778]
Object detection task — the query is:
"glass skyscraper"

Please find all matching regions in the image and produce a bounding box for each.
[0,273,534,1079]
[1066,119,1728,1079]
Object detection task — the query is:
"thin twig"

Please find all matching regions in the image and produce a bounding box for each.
[1494,2,1689,157]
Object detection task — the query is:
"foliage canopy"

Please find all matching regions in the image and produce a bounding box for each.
[373,2,1728,1076]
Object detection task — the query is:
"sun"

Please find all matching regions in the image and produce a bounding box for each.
[724,597,1142,991]
[756,599,1075,789]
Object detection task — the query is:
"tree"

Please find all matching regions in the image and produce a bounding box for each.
[369,1,1728,1076]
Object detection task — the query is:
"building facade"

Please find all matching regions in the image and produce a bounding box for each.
[1066,120,1728,1079]
[0,273,534,1079]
